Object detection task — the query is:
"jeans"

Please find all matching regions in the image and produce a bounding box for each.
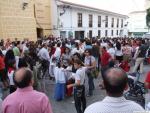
[74,86,86,113]
[133,58,144,73]
[101,65,109,79]
[87,72,95,95]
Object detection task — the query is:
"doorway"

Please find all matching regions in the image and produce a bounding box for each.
[75,31,84,39]
[37,28,44,38]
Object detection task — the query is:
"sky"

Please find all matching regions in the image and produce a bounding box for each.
[63,0,146,15]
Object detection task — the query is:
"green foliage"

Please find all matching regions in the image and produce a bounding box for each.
[146,8,150,28]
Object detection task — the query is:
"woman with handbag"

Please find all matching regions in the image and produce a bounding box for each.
[84,49,96,96]
[67,59,86,113]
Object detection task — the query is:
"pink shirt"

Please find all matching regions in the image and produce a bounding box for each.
[2,86,53,113]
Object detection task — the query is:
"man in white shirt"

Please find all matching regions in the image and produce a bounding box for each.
[53,43,61,62]
[84,68,144,113]
[38,43,50,61]
[38,43,50,78]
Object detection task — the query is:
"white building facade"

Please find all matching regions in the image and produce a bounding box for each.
[127,11,148,37]
[51,0,128,39]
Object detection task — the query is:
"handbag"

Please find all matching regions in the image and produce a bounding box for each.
[76,85,84,98]
[88,57,99,78]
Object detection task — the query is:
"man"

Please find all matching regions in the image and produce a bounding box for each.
[84,68,144,113]
[38,43,50,78]
[133,40,149,73]
[2,68,53,113]
[13,42,21,69]
[53,43,61,63]
[100,46,112,78]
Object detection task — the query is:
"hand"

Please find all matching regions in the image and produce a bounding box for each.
[67,84,73,89]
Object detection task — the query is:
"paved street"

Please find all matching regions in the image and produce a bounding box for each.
[1,64,149,113]
[38,65,150,113]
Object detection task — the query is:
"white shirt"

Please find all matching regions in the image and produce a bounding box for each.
[71,48,83,55]
[54,67,66,83]
[54,47,61,58]
[22,45,28,53]
[38,47,50,61]
[8,71,15,85]
[115,47,123,56]
[84,96,144,113]
[75,67,87,85]
[107,48,115,59]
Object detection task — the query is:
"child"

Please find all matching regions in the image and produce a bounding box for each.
[7,59,16,93]
[54,62,66,101]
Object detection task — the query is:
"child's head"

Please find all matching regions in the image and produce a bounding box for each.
[73,59,83,69]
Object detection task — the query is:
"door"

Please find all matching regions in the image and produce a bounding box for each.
[75,31,85,39]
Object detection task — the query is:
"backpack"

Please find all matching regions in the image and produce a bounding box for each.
[146,47,150,58]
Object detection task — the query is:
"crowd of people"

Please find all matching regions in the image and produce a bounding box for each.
[0,36,150,113]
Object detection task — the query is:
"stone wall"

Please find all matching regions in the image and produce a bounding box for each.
[0,0,37,41]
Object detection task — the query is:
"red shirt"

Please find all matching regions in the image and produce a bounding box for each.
[101,51,111,67]
[145,71,150,88]
[119,61,130,72]
[0,56,5,70]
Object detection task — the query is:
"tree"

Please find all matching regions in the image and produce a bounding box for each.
[146,8,150,32]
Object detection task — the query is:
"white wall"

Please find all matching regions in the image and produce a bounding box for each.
[52,1,128,38]
[128,12,148,33]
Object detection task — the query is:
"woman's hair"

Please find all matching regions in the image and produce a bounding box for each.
[8,59,16,68]
[85,49,92,55]
[74,59,84,66]
[75,42,79,50]
[73,53,81,59]
[116,42,121,50]
[64,47,70,54]
[18,58,28,68]
[5,50,15,60]
[0,50,3,57]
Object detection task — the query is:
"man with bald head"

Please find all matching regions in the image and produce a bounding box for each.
[2,68,53,113]
[84,68,144,113]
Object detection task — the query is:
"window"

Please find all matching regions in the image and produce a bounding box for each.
[117,18,119,28]
[111,30,113,36]
[89,15,93,27]
[111,18,114,28]
[98,16,101,27]
[105,30,108,37]
[98,30,101,37]
[78,13,82,27]
[116,30,118,35]
[121,19,123,28]
[105,16,108,28]
[89,30,92,38]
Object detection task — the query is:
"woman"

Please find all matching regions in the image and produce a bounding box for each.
[115,41,123,63]
[84,49,96,96]
[61,46,71,68]
[67,59,86,113]
[0,50,7,88]
[4,49,15,88]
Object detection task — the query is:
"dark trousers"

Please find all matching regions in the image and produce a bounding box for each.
[74,86,86,113]
[101,65,109,79]
[40,59,49,78]
[87,72,95,95]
